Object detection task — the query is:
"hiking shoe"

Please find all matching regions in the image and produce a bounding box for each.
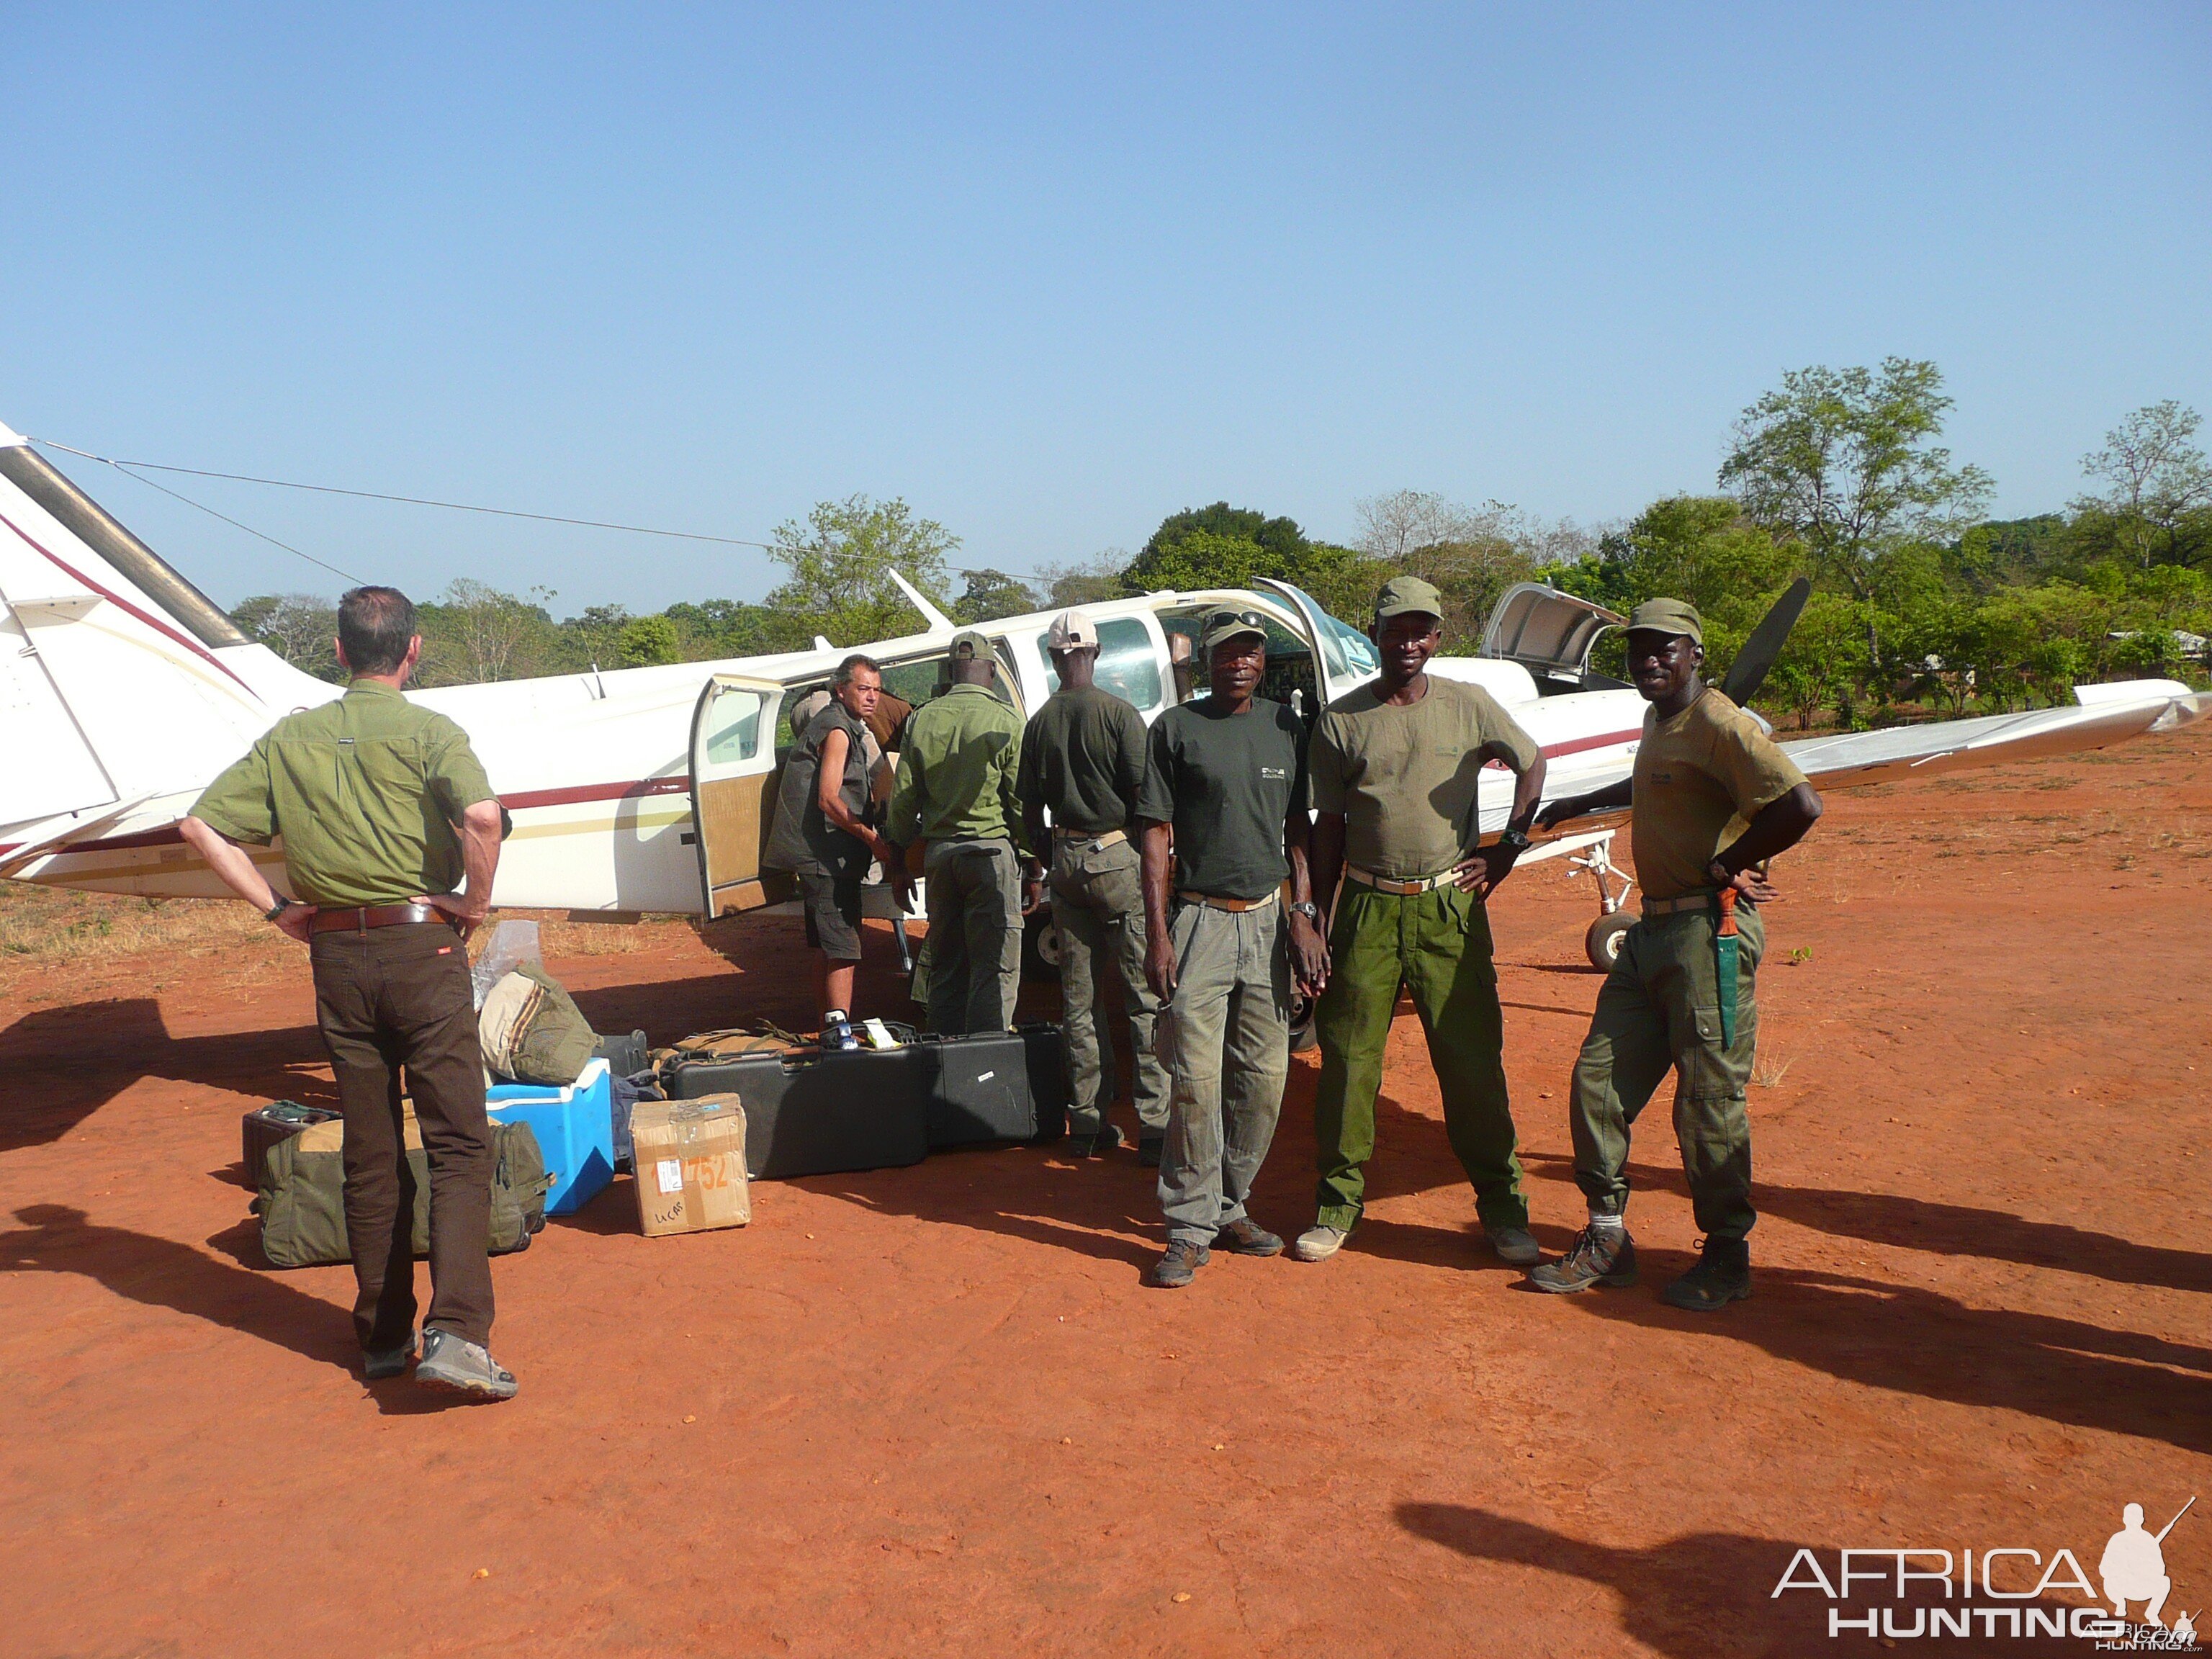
[1070,1122,1125,1159]
[1292,1223,1349,1263]
[362,1334,416,1380]
[1660,1237,1751,1311]
[1525,1226,1639,1293]
[1485,1225,1543,1267]
[1146,1240,1210,1289]
[415,1330,518,1401]
[1137,1135,1164,1169]
[1217,1218,1283,1256]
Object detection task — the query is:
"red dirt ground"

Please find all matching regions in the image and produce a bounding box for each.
[4,729,2210,1658]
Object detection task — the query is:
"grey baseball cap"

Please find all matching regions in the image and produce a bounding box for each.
[1374,575,1444,621]
[1625,598,1703,644]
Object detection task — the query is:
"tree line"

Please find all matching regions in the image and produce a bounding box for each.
[230,361,2211,729]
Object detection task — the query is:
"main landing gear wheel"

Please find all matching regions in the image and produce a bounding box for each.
[1021,912,1064,981]
[1585,912,1633,972]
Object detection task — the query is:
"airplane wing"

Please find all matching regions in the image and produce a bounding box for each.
[1521,680,2211,847]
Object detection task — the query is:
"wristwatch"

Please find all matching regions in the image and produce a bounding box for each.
[1498,826,1532,853]
[1290,900,1321,922]
[264,897,295,922]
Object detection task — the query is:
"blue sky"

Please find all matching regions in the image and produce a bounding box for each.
[3,4,2206,613]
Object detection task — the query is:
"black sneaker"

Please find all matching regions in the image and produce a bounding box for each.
[1068,1122,1125,1157]
[1216,1218,1283,1256]
[1525,1225,1638,1293]
[1137,1136,1164,1169]
[1661,1237,1751,1311]
[1146,1239,1210,1288]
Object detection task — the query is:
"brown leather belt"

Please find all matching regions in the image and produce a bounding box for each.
[1176,889,1277,914]
[1640,889,1722,917]
[309,902,457,935]
[1343,864,1453,896]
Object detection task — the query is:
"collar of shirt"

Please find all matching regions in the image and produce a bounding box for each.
[345,678,407,700]
[941,682,997,699]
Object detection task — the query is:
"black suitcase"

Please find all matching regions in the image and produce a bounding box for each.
[918,1023,1070,1150]
[593,1028,649,1080]
[663,1046,929,1180]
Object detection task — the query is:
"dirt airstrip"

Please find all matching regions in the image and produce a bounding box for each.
[2,729,2208,1658]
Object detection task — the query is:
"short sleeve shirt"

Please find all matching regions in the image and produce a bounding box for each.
[1629,688,1808,900]
[1136,696,1305,902]
[1308,676,1543,878]
[190,680,497,907]
[764,701,872,876]
[1017,685,1149,837]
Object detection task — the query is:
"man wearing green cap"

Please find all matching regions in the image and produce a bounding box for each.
[1528,597,1822,1310]
[887,629,1027,1035]
[1136,606,1329,1288]
[1294,575,1550,1266]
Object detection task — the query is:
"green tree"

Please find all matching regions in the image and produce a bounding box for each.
[2075,401,2212,569]
[1036,550,1129,609]
[953,567,1040,623]
[1721,359,1994,681]
[662,598,815,659]
[764,495,958,645]
[414,580,557,685]
[617,614,681,667]
[229,593,343,682]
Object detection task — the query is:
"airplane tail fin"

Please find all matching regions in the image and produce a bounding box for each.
[0,423,332,858]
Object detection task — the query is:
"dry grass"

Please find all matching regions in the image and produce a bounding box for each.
[0,882,698,1001]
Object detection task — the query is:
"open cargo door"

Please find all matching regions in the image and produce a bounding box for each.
[1254,577,1378,708]
[688,673,786,918]
[1478,583,1625,688]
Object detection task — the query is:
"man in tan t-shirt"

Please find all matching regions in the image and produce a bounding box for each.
[1295,576,1550,1265]
[1529,598,1822,1310]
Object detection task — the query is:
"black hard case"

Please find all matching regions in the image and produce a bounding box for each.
[663,1046,930,1180]
[918,1025,1070,1149]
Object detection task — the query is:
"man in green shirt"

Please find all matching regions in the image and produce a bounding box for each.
[1017,609,1165,1159]
[886,629,1027,1035]
[179,586,517,1399]
[1296,576,1550,1267]
[1530,598,1822,1310]
[1136,607,1329,1288]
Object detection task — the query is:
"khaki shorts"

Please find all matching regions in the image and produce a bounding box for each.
[798,867,865,961]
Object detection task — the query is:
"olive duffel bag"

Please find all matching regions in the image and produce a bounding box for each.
[253,1109,552,1269]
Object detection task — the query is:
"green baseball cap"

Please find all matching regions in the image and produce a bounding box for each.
[948,628,992,660]
[1199,606,1269,653]
[1625,598,1703,644]
[1373,575,1444,621]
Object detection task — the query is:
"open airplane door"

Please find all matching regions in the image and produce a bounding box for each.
[688,673,786,918]
[1253,577,1378,708]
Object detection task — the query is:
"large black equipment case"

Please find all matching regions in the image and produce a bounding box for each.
[663,1046,930,1181]
[919,1025,1070,1150]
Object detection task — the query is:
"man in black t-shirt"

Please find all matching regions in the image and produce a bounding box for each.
[1135,607,1329,1288]
[1017,609,1166,1159]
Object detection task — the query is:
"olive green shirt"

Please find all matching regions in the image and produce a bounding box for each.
[1308,675,1543,878]
[1016,684,1148,837]
[885,683,1025,849]
[1630,687,1807,901]
[190,680,498,907]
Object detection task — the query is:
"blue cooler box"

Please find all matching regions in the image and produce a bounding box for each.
[487,1056,614,1215]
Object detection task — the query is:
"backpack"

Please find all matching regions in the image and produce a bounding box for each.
[479,963,598,1086]
[253,1111,552,1269]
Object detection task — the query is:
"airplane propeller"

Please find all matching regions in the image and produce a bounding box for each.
[1718,577,1812,706]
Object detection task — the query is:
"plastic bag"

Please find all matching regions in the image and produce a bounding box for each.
[471,919,543,1009]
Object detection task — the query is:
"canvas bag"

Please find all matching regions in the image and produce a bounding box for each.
[478,963,597,1086]
[253,1110,552,1269]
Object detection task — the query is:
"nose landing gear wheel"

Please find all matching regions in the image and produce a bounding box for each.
[1585,912,1633,971]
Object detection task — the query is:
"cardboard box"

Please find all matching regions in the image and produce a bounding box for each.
[630,1094,750,1237]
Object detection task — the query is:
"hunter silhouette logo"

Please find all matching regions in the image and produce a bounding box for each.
[2101,1498,2194,1634]
[1770,1495,2200,1645]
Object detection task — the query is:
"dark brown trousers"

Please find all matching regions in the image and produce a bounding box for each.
[310,922,495,1351]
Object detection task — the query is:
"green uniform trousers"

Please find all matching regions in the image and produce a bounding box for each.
[1568,900,1764,1241]
[921,837,1023,1035]
[1313,881,1528,1233]
[1048,835,1168,1139]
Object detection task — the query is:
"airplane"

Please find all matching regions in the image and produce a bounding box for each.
[4,416,2207,991]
